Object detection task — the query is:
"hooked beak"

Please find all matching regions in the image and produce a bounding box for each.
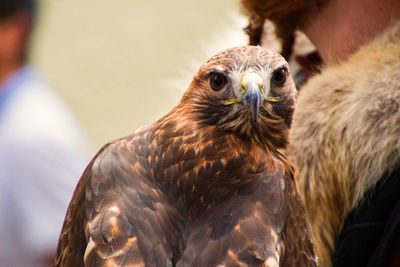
[241,72,264,121]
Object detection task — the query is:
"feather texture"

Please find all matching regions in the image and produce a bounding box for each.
[55,46,316,267]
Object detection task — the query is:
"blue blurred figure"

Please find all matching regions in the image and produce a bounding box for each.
[0,0,92,266]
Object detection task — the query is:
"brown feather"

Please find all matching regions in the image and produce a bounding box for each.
[55,46,316,266]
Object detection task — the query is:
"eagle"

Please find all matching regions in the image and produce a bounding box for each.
[55,46,316,267]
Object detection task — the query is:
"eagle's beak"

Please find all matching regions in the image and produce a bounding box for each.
[241,72,264,122]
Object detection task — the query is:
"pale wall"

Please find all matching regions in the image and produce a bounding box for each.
[31,0,247,149]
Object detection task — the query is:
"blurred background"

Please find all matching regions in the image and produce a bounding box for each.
[32,0,247,149]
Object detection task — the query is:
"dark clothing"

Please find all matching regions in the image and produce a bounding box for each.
[333,166,400,267]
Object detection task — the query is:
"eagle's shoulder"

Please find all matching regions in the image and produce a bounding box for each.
[55,126,157,266]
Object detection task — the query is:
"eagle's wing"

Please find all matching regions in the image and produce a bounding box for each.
[176,163,317,267]
[280,170,317,267]
[55,130,184,267]
[56,131,316,266]
[176,165,287,267]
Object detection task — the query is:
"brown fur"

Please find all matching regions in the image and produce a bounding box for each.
[287,21,400,266]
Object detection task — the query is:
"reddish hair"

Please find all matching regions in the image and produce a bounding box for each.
[241,0,327,59]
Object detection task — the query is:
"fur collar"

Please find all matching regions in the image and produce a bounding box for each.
[287,20,400,265]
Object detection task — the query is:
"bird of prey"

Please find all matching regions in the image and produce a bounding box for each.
[55,46,316,267]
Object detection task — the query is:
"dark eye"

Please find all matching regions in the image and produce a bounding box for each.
[272,67,287,86]
[209,72,226,91]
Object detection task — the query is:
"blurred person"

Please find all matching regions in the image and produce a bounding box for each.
[0,0,92,266]
[241,0,400,266]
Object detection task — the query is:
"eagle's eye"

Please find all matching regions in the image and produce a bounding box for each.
[209,72,226,91]
[272,67,287,87]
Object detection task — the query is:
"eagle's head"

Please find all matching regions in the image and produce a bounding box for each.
[180,45,297,149]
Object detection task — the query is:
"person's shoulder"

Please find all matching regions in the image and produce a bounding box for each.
[292,21,400,147]
[0,68,92,175]
[302,20,400,99]
[289,20,400,229]
[0,67,91,150]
